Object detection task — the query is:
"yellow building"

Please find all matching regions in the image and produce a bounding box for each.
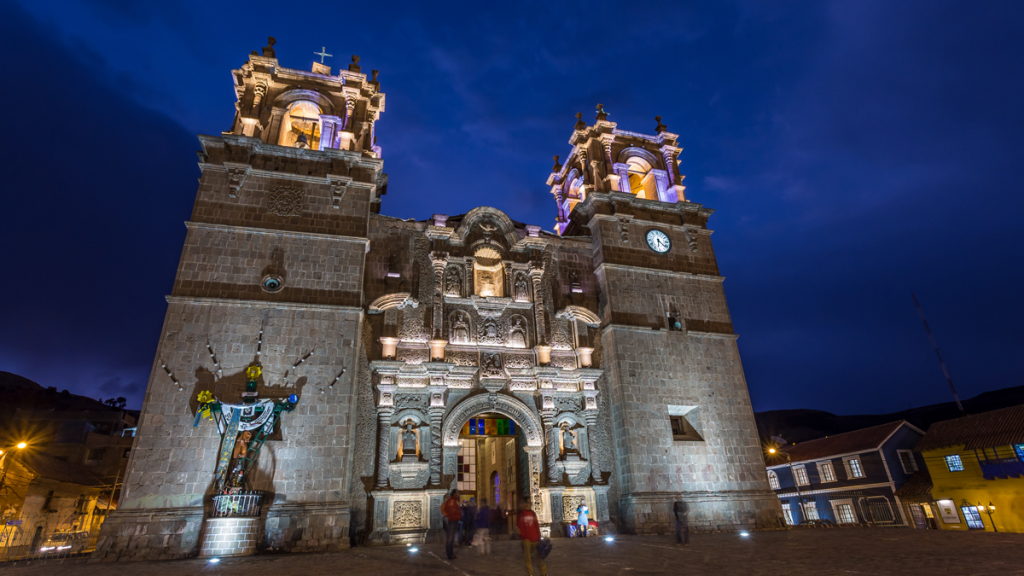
[916,404,1024,533]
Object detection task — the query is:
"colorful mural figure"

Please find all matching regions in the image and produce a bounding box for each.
[194,363,299,492]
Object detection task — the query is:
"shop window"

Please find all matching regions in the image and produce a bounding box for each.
[945,454,964,472]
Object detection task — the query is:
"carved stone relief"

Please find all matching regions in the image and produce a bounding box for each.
[449,311,472,345]
[267,187,303,217]
[446,350,478,367]
[392,501,422,529]
[480,352,504,378]
[504,353,534,369]
[508,315,528,349]
[396,347,428,365]
[563,495,587,522]
[477,317,506,347]
[550,354,577,370]
[444,266,462,297]
[513,273,531,302]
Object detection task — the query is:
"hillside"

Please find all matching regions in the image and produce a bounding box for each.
[755,385,1024,444]
[0,371,116,420]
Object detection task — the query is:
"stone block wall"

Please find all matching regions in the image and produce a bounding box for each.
[199,517,260,557]
[91,507,203,562]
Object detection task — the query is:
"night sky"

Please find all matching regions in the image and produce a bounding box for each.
[2,0,1022,414]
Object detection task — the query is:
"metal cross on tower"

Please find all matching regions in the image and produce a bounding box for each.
[314,46,333,63]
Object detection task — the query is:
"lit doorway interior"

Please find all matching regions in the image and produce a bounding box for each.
[457,414,524,529]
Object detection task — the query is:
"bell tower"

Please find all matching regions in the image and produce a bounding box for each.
[552,107,784,533]
[92,39,386,560]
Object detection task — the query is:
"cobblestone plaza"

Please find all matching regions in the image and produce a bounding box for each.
[8,530,1023,575]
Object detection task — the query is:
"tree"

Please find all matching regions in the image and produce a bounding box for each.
[104,397,127,409]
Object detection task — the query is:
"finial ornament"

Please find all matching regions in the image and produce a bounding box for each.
[349,55,361,72]
[552,155,562,172]
[595,103,608,121]
[655,115,668,133]
[574,113,586,131]
[370,70,380,88]
[261,37,277,58]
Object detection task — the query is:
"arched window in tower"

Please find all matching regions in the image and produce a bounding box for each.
[473,246,505,297]
[626,157,658,200]
[277,100,323,149]
[561,172,584,220]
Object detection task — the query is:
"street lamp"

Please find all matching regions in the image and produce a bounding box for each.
[769,447,806,524]
[978,502,997,532]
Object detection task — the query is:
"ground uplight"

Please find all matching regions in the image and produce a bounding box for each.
[209,558,220,563]
[604,536,614,542]
[739,531,750,537]
[409,547,419,553]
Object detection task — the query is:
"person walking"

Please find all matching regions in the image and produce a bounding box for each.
[462,498,477,545]
[517,501,546,576]
[673,500,689,546]
[576,503,589,537]
[475,498,492,555]
[441,489,462,559]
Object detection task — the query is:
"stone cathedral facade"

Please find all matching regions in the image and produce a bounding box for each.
[93,40,782,561]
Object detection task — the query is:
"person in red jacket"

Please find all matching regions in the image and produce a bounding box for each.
[441,489,462,560]
[517,501,546,576]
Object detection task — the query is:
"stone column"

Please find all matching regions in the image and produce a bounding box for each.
[583,408,601,484]
[613,163,631,193]
[662,149,678,187]
[465,257,475,295]
[524,446,545,516]
[430,252,447,339]
[266,107,286,145]
[541,406,559,484]
[376,409,393,488]
[529,263,547,345]
[428,382,446,486]
[319,114,343,150]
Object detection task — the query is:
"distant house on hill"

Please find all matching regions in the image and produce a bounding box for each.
[915,404,1024,533]
[766,420,925,527]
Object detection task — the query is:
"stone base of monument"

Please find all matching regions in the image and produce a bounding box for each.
[199,517,261,558]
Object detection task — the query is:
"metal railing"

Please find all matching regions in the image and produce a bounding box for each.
[211,491,264,518]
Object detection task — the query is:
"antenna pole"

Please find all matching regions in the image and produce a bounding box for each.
[912,292,966,416]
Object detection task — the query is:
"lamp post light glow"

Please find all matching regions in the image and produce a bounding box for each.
[978,502,997,532]
[15,443,26,450]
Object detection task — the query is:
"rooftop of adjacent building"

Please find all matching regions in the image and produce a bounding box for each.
[916,403,1024,452]
[767,420,921,466]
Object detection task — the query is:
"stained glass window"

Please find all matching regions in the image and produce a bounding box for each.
[460,418,517,437]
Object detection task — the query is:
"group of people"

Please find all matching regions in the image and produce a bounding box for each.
[440,489,692,576]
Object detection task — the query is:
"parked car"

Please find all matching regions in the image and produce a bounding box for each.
[38,531,89,554]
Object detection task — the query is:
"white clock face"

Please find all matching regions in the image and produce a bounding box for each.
[646,229,671,253]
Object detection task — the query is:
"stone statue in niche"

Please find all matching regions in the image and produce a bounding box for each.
[399,419,420,461]
[509,317,527,348]
[445,267,462,297]
[514,274,530,302]
[558,422,580,457]
[450,312,470,344]
[478,317,504,345]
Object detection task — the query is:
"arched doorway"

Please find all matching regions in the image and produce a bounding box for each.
[441,394,545,519]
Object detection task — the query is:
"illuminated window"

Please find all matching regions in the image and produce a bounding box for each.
[781,502,794,525]
[831,499,857,524]
[961,506,984,529]
[278,100,323,149]
[898,450,918,474]
[767,470,780,490]
[793,466,809,486]
[457,439,476,493]
[817,461,837,483]
[843,457,865,479]
[803,501,819,520]
[945,454,964,472]
[1014,444,1024,460]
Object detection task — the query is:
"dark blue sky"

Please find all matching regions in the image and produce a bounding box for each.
[2,0,1022,414]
